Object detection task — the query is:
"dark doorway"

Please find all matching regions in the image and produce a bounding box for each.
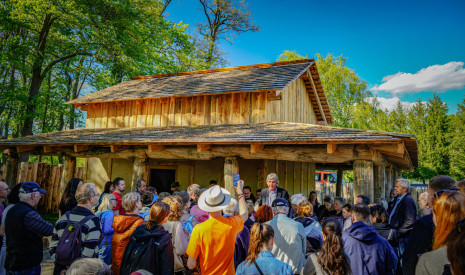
[150,169,176,193]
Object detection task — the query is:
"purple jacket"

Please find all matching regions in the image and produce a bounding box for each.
[343,221,398,275]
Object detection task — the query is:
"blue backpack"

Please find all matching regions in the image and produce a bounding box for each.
[55,213,93,266]
[182,215,195,234]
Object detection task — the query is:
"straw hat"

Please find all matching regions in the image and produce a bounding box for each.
[198,185,232,212]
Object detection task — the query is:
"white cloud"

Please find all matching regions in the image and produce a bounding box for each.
[371,62,465,95]
[366,96,421,112]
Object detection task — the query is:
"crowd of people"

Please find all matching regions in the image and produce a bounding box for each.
[0,173,464,275]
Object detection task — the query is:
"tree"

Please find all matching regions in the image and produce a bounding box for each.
[197,0,259,68]
[277,50,308,62]
[449,99,465,179]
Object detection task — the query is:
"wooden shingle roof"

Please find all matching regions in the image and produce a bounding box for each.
[0,122,417,168]
[67,60,332,124]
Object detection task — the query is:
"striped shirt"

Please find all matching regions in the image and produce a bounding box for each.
[49,206,101,259]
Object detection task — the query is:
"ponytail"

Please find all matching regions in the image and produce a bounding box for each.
[317,218,351,275]
[244,223,274,265]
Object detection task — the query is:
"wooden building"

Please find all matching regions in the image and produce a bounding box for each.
[0,59,417,202]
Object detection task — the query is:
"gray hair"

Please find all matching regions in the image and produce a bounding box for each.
[187,184,200,196]
[334,197,345,204]
[266,173,279,185]
[136,179,146,188]
[291,193,306,206]
[419,192,428,202]
[19,191,39,201]
[66,257,111,275]
[223,198,239,215]
[273,205,289,214]
[375,198,388,210]
[397,178,410,190]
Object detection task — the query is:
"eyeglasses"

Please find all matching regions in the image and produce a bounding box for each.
[0,188,9,192]
[434,188,460,199]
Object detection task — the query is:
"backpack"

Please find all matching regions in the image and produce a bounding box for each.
[55,213,94,266]
[182,215,195,234]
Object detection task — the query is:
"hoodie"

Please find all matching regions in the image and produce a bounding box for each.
[120,224,174,275]
[343,221,398,275]
[111,213,145,275]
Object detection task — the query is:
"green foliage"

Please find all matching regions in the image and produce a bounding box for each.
[277,50,308,62]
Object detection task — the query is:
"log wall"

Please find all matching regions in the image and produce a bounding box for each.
[265,78,317,124]
[85,91,268,129]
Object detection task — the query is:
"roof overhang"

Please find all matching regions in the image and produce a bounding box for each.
[0,123,418,171]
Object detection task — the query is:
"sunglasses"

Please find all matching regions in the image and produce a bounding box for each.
[433,188,460,199]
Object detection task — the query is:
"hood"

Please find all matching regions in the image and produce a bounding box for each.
[373,222,390,231]
[132,224,171,242]
[294,216,316,227]
[344,221,378,243]
[113,214,143,233]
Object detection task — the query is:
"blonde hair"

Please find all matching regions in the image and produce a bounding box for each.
[75,183,97,204]
[162,196,183,221]
[297,200,314,217]
[122,192,141,213]
[98,193,116,212]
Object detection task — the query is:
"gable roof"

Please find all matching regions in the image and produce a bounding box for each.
[67,59,332,124]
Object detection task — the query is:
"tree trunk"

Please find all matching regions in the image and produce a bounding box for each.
[353,160,374,203]
[5,151,19,188]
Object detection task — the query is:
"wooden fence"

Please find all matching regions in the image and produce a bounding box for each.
[0,162,83,214]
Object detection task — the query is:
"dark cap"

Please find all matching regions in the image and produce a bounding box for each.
[272,198,289,207]
[19,181,46,194]
[171,182,180,188]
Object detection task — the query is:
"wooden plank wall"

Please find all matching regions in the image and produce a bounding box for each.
[85,91,267,129]
[259,159,316,197]
[265,78,317,124]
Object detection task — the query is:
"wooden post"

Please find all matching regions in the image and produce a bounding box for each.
[60,156,76,194]
[374,165,386,200]
[308,162,316,196]
[224,157,239,197]
[336,169,343,197]
[5,150,19,188]
[353,160,374,203]
[132,158,147,192]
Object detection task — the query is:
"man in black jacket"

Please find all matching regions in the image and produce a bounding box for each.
[255,173,289,208]
[5,181,53,274]
[402,175,456,275]
[388,178,416,269]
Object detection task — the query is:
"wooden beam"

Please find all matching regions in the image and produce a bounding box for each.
[74,145,91,152]
[16,145,37,153]
[148,145,165,152]
[197,144,211,152]
[307,69,327,125]
[43,146,64,153]
[224,157,239,197]
[327,144,337,154]
[250,144,265,154]
[397,142,405,154]
[110,145,131,153]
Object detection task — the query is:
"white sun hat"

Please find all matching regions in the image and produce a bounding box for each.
[198,185,232,212]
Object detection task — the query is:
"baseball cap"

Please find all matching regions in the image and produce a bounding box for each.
[19,181,46,194]
[271,198,289,207]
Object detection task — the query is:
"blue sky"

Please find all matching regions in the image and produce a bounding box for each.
[166,0,465,113]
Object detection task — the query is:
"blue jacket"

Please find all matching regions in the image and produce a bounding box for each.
[343,221,398,275]
[236,251,293,275]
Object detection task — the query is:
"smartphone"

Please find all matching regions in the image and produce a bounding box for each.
[233,174,240,186]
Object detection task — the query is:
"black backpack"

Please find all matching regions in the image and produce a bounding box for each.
[55,213,94,266]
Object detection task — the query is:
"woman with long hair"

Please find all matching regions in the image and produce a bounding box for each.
[94,193,117,265]
[416,191,465,275]
[318,196,336,221]
[302,218,351,275]
[111,192,145,275]
[58,178,82,215]
[121,202,174,275]
[162,196,189,274]
[236,224,292,275]
[331,197,345,225]
[446,218,465,275]
[294,200,324,255]
[255,205,273,224]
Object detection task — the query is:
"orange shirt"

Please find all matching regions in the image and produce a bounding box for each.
[186,215,244,275]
